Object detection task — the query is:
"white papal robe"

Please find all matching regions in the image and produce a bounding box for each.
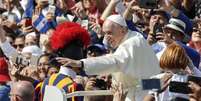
[82,30,161,101]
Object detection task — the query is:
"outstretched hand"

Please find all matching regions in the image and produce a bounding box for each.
[56,57,82,68]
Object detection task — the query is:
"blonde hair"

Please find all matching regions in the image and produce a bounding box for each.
[160,43,189,70]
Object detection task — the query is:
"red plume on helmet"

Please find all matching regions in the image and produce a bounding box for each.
[50,22,91,51]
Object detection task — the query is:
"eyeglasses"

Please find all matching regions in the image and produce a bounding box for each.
[163,28,181,35]
[9,93,23,99]
[193,28,201,33]
[13,44,24,49]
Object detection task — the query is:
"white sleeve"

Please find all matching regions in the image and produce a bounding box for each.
[192,67,201,77]
[82,43,130,75]
[0,41,18,58]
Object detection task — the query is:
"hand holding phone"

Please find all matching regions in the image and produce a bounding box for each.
[139,0,158,9]
[141,79,161,90]
[25,19,32,27]
[188,76,201,86]
[169,81,192,94]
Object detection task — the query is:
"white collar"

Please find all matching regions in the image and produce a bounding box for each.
[59,66,76,79]
[120,30,139,44]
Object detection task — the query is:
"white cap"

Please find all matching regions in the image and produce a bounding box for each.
[22,45,43,56]
[166,18,186,34]
[25,32,36,39]
[165,18,190,42]
[106,14,127,27]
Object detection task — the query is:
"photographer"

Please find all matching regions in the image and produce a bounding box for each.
[149,17,201,74]
[147,10,169,45]
[144,81,201,101]
[144,43,201,101]
[84,76,110,101]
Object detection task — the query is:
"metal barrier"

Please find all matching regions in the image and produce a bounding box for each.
[43,86,113,101]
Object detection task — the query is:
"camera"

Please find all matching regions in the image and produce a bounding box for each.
[152,23,163,41]
[10,52,40,67]
[153,23,163,34]
[169,81,192,94]
[169,75,201,94]
[15,54,30,66]
[139,0,159,9]
[95,79,107,90]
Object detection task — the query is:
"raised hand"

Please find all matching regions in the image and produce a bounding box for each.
[159,0,172,11]
[89,22,102,35]
[32,6,42,23]
[0,25,7,43]
[22,26,34,34]
[71,2,87,19]
[111,82,128,101]
[159,0,179,17]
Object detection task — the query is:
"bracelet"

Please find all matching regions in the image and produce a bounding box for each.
[80,61,84,69]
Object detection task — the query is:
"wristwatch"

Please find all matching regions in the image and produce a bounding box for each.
[80,61,84,69]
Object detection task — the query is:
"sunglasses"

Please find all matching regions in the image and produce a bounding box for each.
[164,28,182,35]
[13,44,24,49]
[193,28,201,33]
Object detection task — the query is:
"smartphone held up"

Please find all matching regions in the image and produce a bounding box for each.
[139,0,159,9]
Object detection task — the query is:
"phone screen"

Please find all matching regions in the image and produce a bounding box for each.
[141,79,161,90]
[139,0,158,9]
[169,81,192,94]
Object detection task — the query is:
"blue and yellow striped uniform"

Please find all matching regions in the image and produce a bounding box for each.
[38,73,83,101]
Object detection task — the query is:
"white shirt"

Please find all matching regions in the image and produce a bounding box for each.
[0,41,17,59]
[150,73,190,101]
[82,30,161,101]
[59,66,77,79]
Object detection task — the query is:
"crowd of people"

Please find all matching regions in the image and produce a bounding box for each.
[0,0,201,101]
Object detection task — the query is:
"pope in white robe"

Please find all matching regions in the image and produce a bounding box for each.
[57,15,161,101]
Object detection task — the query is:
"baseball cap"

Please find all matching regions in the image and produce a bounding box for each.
[87,44,107,54]
[0,58,11,83]
[150,9,170,21]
